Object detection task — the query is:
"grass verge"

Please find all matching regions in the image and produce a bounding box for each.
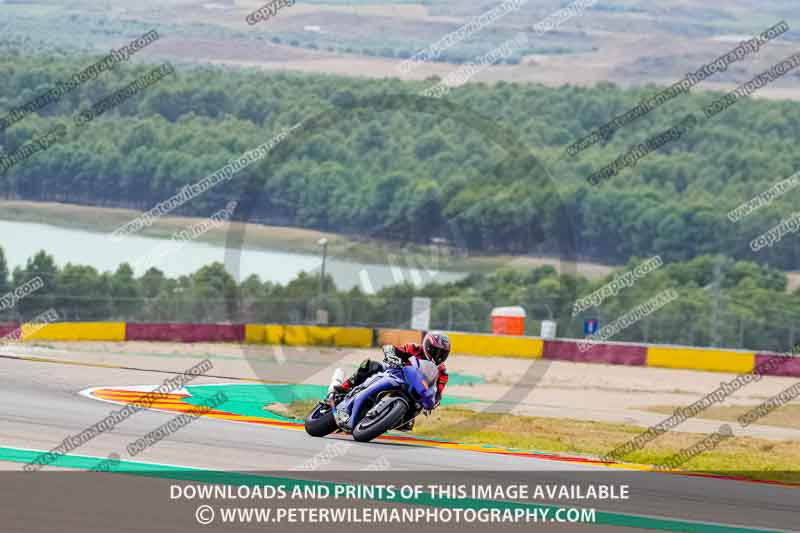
[284,400,800,483]
[645,404,800,431]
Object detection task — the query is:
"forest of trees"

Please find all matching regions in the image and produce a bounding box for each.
[1,52,800,270]
[2,246,798,353]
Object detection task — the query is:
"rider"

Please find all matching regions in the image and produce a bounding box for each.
[331,331,451,430]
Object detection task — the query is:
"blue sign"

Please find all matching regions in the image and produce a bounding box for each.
[584,319,598,335]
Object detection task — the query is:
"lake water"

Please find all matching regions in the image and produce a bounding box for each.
[0,220,463,292]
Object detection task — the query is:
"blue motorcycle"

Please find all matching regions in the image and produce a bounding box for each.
[304,356,439,442]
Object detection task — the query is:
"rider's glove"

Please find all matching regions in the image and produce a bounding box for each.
[384,354,402,368]
[382,345,402,368]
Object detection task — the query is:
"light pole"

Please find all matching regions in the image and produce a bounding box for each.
[316,238,330,325]
[430,237,448,275]
[318,238,328,297]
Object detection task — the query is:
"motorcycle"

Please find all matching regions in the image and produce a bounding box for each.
[304,354,439,442]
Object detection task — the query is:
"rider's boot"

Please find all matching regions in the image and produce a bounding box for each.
[328,368,346,394]
[326,369,352,408]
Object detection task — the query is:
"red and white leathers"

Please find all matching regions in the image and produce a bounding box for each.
[338,343,449,404]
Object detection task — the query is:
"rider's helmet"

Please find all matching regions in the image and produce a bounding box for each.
[422,331,451,365]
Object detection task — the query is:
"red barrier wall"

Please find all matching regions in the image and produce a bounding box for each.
[0,323,21,338]
[126,323,245,343]
[754,354,800,377]
[543,339,647,366]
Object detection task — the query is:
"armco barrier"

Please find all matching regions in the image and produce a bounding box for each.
[22,322,126,342]
[445,331,543,359]
[126,323,245,343]
[544,339,647,366]
[646,346,755,374]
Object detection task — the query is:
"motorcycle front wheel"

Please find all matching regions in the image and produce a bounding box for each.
[352,400,407,442]
[304,402,338,437]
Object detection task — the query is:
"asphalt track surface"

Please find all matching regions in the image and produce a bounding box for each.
[0,354,797,532]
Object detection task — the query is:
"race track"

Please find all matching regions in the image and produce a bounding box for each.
[0,352,797,532]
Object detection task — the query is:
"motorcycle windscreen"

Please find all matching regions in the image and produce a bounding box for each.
[418,359,439,386]
[403,359,439,406]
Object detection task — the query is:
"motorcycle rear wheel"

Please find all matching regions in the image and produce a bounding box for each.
[352,400,407,442]
[304,402,338,437]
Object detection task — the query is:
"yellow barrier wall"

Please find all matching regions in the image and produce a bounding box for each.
[331,327,372,348]
[265,324,285,345]
[17,321,765,376]
[647,346,755,374]
[377,328,422,346]
[244,324,265,343]
[247,324,370,348]
[245,324,286,344]
[446,331,543,359]
[283,325,313,346]
[22,322,126,342]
